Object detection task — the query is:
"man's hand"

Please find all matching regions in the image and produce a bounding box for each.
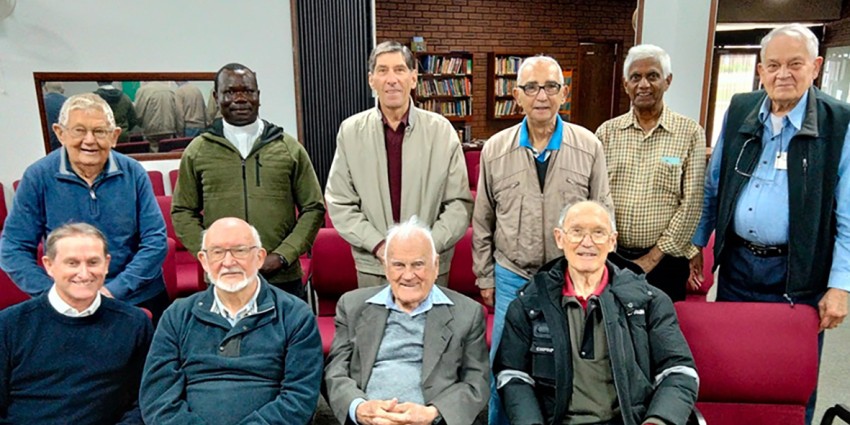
[688,251,705,292]
[633,246,664,274]
[260,253,285,275]
[355,399,401,425]
[99,287,114,298]
[818,288,849,331]
[387,402,440,425]
[480,288,494,306]
[373,241,386,265]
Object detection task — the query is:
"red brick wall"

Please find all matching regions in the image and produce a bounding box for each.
[375,0,636,139]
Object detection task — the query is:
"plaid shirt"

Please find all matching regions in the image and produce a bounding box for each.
[596,105,705,259]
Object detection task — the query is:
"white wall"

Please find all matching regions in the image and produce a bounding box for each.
[0,0,296,205]
[640,0,716,124]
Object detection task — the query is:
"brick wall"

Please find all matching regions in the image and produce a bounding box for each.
[376,0,636,139]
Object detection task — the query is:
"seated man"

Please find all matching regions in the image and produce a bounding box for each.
[0,223,153,424]
[325,217,489,425]
[140,217,323,425]
[495,201,698,425]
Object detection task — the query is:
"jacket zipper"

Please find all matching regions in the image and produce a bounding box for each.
[241,158,249,221]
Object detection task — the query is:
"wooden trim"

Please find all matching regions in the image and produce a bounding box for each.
[699,0,719,127]
[290,0,305,145]
[705,48,722,146]
[33,72,215,161]
[635,1,645,45]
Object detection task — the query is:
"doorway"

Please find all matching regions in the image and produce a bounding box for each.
[575,41,620,132]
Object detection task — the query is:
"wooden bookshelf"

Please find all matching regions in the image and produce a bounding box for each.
[487,52,532,120]
[560,69,574,122]
[413,51,473,143]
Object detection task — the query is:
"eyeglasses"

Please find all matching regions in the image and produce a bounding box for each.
[560,228,611,244]
[518,81,562,97]
[734,135,759,178]
[202,246,259,262]
[63,126,113,140]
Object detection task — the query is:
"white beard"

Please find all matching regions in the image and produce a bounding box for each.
[208,271,255,293]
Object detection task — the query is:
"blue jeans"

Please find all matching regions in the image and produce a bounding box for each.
[718,243,823,425]
[489,263,529,425]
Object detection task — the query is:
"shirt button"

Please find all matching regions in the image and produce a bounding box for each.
[762,161,767,165]
[242,326,248,331]
[749,230,754,234]
[580,351,586,356]
[219,346,224,352]
[748,208,753,211]
[755,184,760,188]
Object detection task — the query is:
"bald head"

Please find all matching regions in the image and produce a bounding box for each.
[558,200,615,231]
[202,218,261,250]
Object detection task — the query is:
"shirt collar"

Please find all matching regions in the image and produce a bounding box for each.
[562,266,609,309]
[758,90,809,133]
[518,116,563,162]
[48,284,102,317]
[623,103,673,132]
[58,147,118,177]
[211,280,262,325]
[223,117,264,139]
[365,284,453,316]
[378,101,413,130]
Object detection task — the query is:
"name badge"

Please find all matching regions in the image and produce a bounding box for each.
[775,152,788,170]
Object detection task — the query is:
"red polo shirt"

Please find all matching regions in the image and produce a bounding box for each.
[562,266,610,310]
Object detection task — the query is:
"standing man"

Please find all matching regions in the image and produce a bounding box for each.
[135,81,183,152]
[140,218,323,425]
[95,80,139,143]
[596,44,705,302]
[326,41,472,287]
[0,93,169,323]
[0,223,152,425]
[174,81,208,138]
[472,55,613,425]
[171,63,324,301]
[43,81,66,151]
[691,24,850,424]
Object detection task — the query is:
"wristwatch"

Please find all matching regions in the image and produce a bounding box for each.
[273,253,288,268]
[432,412,444,425]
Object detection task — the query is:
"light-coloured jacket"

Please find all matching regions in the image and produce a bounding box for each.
[325,102,472,275]
[472,122,613,289]
[174,83,207,129]
[135,82,183,137]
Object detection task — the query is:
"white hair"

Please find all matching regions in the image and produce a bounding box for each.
[623,44,672,80]
[557,200,616,231]
[58,93,116,129]
[760,24,819,62]
[516,55,565,85]
[384,216,438,261]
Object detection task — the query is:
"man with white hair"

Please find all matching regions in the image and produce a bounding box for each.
[140,217,323,425]
[596,44,706,302]
[472,54,613,425]
[325,217,489,425]
[0,92,169,323]
[691,24,850,424]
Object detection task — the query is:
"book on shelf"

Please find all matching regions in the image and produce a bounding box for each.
[494,78,517,97]
[415,77,472,97]
[494,56,525,75]
[418,55,473,74]
[417,99,472,117]
[494,99,522,117]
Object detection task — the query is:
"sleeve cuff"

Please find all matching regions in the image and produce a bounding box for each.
[349,398,366,424]
[828,270,850,292]
[476,276,495,289]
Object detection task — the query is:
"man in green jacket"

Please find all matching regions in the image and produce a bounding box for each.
[171,63,324,300]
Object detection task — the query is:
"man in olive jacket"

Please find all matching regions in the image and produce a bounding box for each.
[171,63,324,300]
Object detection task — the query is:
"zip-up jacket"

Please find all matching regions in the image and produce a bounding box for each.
[494,257,698,425]
[0,148,167,305]
[171,119,325,283]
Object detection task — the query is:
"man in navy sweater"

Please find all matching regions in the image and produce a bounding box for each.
[0,223,153,424]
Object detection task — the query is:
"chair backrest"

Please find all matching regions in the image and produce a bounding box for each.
[447,228,491,311]
[147,170,166,196]
[159,137,194,152]
[155,195,185,250]
[114,141,150,154]
[168,169,179,194]
[162,238,178,301]
[675,301,819,425]
[464,149,481,190]
[0,182,7,233]
[12,179,20,191]
[0,269,30,310]
[310,228,358,316]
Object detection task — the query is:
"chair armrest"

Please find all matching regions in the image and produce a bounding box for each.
[687,406,707,425]
[822,404,850,425]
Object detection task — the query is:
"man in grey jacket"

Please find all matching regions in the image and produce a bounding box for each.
[326,41,472,288]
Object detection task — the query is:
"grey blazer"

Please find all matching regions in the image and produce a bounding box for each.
[324,285,490,425]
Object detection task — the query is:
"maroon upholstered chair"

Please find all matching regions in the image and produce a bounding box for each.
[155,196,206,298]
[146,170,166,196]
[676,302,819,425]
[0,270,30,310]
[310,228,358,357]
[0,182,8,233]
[464,149,481,190]
[447,227,494,347]
[168,169,179,194]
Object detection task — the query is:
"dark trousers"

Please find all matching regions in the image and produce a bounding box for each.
[136,289,171,328]
[718,242,823,425]
[271,278,307,303]
[616,246,689,302]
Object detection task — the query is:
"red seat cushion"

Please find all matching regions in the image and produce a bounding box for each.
[318,317,336,357]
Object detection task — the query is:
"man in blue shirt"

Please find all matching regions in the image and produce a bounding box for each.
[691,24,850,424]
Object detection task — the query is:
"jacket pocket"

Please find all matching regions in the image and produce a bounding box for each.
[493,179,523,259]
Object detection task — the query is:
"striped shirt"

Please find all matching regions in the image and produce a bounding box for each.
[596,105,705,259]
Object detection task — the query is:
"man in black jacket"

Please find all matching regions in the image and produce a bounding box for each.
[494,201,698,425]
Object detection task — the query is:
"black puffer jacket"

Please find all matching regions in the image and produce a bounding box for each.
[494,257,698,425]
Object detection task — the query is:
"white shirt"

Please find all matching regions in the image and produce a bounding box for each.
[223,118,264,159]
[47,285,101,317]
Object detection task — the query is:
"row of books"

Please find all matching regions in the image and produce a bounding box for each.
[416,99,472,116]
[418,55,473,75]
[416,77,472,97]
[494,56,525,75]
[494,100,523,117]
[493,77,518,96]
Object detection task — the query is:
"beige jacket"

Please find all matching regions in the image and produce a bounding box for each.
[135,82,183,137]
[174,83,207,129]
[325,102,473,275]
[472,122,613,289]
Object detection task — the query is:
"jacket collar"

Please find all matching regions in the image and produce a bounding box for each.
[740,86,820,139]
[205,118,284,155]
[191,276,277,330]
[56,147,121,182]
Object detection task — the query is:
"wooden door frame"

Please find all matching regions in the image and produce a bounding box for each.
[573,40,622,127]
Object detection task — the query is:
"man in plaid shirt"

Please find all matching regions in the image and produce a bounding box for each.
[596,45,706,302]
